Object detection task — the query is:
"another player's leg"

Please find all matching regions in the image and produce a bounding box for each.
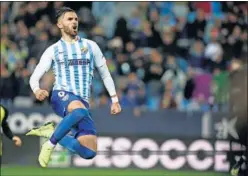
[230,123,247,176]
[231,155,246,176]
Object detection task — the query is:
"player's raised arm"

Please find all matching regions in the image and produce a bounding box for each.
[92,42,121,115]
[29,46,53,101]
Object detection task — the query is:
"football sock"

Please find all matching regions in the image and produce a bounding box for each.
[59,135,96,159]
[50,108,89,145]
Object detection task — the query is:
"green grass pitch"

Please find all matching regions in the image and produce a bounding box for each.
[1,166,227,176]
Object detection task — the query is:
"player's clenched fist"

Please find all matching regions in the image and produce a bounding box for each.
[34,89,49,101]
[111,102,122,115]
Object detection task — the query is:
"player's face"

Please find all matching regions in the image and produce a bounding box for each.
[58,12,78,37]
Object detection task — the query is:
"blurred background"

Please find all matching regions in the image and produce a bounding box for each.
[0,1,247,176]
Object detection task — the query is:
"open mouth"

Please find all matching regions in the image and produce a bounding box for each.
[72,26,77,30]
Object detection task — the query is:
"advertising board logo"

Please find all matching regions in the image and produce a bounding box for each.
[72,137,245,172]
[215,117,239,139]
[8,112,61,134]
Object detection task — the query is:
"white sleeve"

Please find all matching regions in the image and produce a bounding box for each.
[92,41,106,68]
[29,46,53,93]
[98,63,117,97]
[92,41,117,100]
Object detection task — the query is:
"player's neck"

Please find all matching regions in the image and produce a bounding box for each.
[61,35,78,43]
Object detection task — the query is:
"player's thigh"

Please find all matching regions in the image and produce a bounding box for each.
[51,90,88,116]
[67,100,86,112]
[77,135,97,151]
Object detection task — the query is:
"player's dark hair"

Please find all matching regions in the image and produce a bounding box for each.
[56,6,75,22]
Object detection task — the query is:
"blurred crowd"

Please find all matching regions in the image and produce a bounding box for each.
[0,2,247,115]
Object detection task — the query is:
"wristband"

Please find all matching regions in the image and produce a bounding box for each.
[33,87,40,93]
[111,96,119,103]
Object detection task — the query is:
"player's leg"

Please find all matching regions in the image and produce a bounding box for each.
[59,134,97,159]
[27,121,97,159]
[38,107,89,167]
[49,103,89,145]
[230,122,247,176]
[28,125,97,159]
[58,100,97,159]
[39,91,96,166]
[38,91,85,167]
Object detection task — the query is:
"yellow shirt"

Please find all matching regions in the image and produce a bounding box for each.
[0,105,6,156]
[0,105,5,125]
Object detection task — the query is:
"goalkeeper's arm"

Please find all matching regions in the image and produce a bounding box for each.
[0,105,22,147]
[0,106,14,140]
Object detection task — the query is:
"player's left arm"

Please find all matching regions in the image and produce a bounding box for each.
[0,106,22,147]
[92,42,121,115]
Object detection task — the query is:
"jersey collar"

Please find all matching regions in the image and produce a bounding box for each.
[61,36,80,43]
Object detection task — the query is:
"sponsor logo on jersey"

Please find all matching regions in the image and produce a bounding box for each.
[68,59,90,66]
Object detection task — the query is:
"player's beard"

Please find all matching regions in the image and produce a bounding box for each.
[64,25,77,37]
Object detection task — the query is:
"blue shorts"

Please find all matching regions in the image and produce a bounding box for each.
[50,90,96,138]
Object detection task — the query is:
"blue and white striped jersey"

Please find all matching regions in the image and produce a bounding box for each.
[30,36,106,102]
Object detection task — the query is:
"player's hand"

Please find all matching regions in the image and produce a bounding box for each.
[34,89,49,101]
[111,102,122,115]
[12,136,22,147]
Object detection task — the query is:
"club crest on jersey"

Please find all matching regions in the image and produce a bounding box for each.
[81,46,88,54]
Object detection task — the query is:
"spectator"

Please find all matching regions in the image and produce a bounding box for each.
[144,50,164,110]
[204,28,224,67]
[211,68,229,111]
[24,2,39,28]
[0,61,19,105]
[7,42,26,72]
[125,72,146,112]
[13,3,27,23]
[180,67,197,111]
[30,32,51,59]
[161,55,186,92]
[192,72,212,105]
[114,17,131,49]
[161,80,177,109]
[136,21,162,48]
[78,7,96,32]
[15,20,34,50]
[128,7,142,31]
[161,29,178,56]
[144,49,164,83]
[188,40,205,70]
[49,24,60,43]
[161,55,186,106]
[227,25,244,58]
[187,8,206,39]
